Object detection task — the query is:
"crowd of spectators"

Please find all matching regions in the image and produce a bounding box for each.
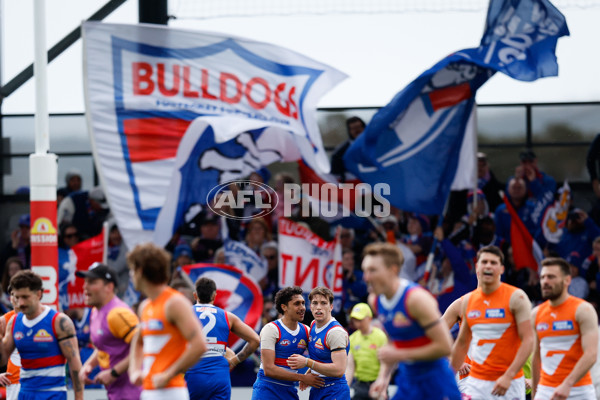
[2,121,600,386]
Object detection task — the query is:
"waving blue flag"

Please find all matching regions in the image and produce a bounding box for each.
[344,0,569,215]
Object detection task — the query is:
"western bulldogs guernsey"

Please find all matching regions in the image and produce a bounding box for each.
[308,318,349,386]
[13,306,66,395]
[376,279,460,400]
[257,319,309,386]
[185,303,231,400]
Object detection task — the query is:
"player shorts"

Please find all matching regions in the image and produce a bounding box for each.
[393,359,461,400]
[309,382,351,400]
[251,378,299,400]
[534,384,596,400]
[18,391,66,400]
[6,384,20,400]
[185,371,231,400]
[456,374,469,394]
[463,375,525,400]
[141,387,190,400]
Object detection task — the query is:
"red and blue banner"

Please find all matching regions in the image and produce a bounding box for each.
[83,22,346,249]
[181,263,263,350]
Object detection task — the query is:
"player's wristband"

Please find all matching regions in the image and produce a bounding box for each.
[110,368,120,378]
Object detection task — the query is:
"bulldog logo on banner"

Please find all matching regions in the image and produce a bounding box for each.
[83,22,346,250]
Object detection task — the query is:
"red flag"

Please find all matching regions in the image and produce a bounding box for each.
[67,230,106,308]
[502,193,542,273]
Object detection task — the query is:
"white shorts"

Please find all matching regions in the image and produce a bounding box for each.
[534,384,596,400]
[141,387,190,400]
[455,372,469,394]
[6,384,20,400]
[464,375,525,400]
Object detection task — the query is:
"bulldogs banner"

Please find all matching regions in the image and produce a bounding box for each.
[181,263,263,350]
[278,218,343,312]
[83,22,346,249]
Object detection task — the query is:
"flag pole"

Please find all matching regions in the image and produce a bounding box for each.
[472,105,479,209]
[102,221,109,264]
[423,192,452,286]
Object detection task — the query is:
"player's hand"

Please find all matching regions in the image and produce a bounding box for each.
[129,369,144,386]
[151,371,171,389]
[299,380,308,391]
[524,378,532,391]
[458,362,471,376]
[286,354,307,370]
[491,374,511,396]
[377,344,402,364]
[94,369,117,386]
[369,377,388,400]
[79,364,94,385]
[550,382,571,400]
[0,372,12,386]
[301,372,324,388]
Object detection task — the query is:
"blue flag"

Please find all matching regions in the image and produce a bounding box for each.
[344,0,569,215]
[476,0,570,81]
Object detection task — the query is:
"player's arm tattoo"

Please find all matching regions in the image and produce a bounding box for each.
[58,315,76,337]
[71,369,83,392]
[236,343,254,363]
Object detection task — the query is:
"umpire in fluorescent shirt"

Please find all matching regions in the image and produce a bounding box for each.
[346,303,388,400]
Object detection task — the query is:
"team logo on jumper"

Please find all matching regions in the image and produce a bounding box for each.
[14,332,24,341]
[536,322,549,331]
[467,310,481,319]
[485,309,505,318]
[280,339,291,346]
[33,329,54,342]
[552,320,573,331]
[315,338,324,350]
[297,339,307,349]
[392,311,411,327]
[145,319,164,331]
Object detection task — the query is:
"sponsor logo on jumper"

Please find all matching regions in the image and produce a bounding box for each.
[552,320,574,331]
[485,309,505,319]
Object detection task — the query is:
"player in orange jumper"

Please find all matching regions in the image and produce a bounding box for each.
[532,257,598,400]
[451,245,533,400]
[0,290,20,400]
[127,243,207,400]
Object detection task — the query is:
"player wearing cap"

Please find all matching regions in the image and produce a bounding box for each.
[345,303,388,400]
[3,270,84,400]
[532,257,598,400]
[185,277,260,400]
[76,263,141,400]
[127,243,207,400]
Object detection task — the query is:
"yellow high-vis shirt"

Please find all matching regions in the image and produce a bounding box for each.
[349,326,388,382]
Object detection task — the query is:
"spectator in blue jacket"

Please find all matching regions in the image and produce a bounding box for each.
[494,177,536,243]
[516,149,556,201]
[427,227,475,313]
[554,209,600,271]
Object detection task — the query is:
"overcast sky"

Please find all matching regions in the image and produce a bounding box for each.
[2,0,600,114]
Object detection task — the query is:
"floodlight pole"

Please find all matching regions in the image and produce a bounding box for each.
[31,0,59,309]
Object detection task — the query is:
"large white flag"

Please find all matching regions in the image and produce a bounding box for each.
[83,22,346,248]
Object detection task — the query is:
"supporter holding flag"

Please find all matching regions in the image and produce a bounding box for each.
[426,227,475,313]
